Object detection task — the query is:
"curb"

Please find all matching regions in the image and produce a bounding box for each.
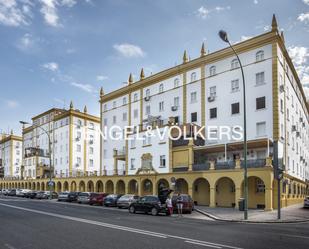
[195,208,309,224]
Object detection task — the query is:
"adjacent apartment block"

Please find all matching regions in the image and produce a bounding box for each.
[22,103,100,179]
[100,15,309,209]
[0,132,22,179]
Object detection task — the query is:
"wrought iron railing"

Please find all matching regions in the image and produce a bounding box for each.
[215,161,235,170]
[192,163,210,171]
[241,159,266,168]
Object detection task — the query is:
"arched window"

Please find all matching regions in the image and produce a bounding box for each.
[256,50,264,62]
[191,72,197,82]
[209,66,216,76]
[231,59,239,69]
[159,83,164,93]
[174,78,179,88]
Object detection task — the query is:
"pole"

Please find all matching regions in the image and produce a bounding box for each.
[48,134,52,200]
[273,140,281,219]
[228,41,248,220]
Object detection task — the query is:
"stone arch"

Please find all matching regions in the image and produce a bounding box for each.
[79,181,85,192]
[141,179,153,196]
[71,181,77,192]
[25,182,28,189]
[87,180,94,192]
[215,177,236,207]
[41,182,45,191]
[31,182,35,190]
[241,176,265,209]
[63,181,69,192]
[105,180,114,194]
[46,182,50,191]
[17,182,21,189]
[95,180,104,192]
[36,182,40,191]
[157,179,169,194]
[21,182,24,189]
[128,179,138,195]
[175,178,188,194]
[193,178,210,206]
[116,180,125,194]
[56,182,62,193]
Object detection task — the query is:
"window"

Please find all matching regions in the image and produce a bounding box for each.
[256,122,266,137]
[159,83,164,93]
[191,112,197,122]
[190,91,197,103]
[76,144,81,152]
[77,157,81,164]
[89,159,94,167]
[146,105,151,115]
[133,93,138,101]
[143,135,147,146]
[130,159,136,170]
[113,101,116,108]
[146,89,150,98]
[134,109,138,118]
[231,79,239,92]
[210,108,217,119]
[191,72,197,82]
[209,86,216,97]
[209,66,216,76]
[123,97,127,105]
[104,118,108,126]
[231,59,239,69]
[256,97,266,110]
[256,50,264,62]
[131,139,135,148]
[89,147,94,154]
[174,97,179,107]
[159,101,164,112]
[256,72,265,85]
[113,115,117,124]
[280,99,284,113]
[231,103,240,115]
[174,78,180,88]
[160,155,166,168]
[122,112,127,121]
[77,131,81,139]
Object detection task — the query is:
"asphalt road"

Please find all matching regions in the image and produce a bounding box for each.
[0,196,308,249]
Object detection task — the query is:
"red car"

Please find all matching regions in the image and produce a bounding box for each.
[172,194,194,214]
[89,193,109,206]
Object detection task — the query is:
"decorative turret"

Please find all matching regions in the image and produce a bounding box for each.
[128,73,133,85]
[140,68,145,80]
[280,31,285,43]
[271,14,278,31]
[100,87,104,98]
[70,101,73,110]
[200,42,206,57]
[84,105,87,113]
[183,50,188,63]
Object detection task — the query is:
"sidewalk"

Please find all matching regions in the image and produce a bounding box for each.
[195,203,309,223]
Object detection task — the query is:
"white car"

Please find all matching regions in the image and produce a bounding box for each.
[304,196,309,208]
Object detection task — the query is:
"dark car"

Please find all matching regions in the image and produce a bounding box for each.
[8,189,17,196]
[172,194,194,214]
[26,191,38,199]
[67,192,80,202]
[104,194,123,207]
[129,195,168,216]
[117,194,139,209]
[77,192,92,204]
[89,193,108,206]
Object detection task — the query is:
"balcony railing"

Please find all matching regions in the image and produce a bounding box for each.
[241,159,266,168]
[173,167,188,172]
[192,162,210,171]
[215,161,235,170]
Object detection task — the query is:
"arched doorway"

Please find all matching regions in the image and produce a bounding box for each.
[63,181,69,192]
[71,181,77,192]
[21,183,24,189]
[215,177,235,207]
[105,180,114,194]
[96,180,104,192]
[31,182,35,190]
[87,181,94,192]
[128,179,138,195]
[116,180,125,194]
[141,179,153,196]
[36,182,40,191]
[157,179,169,194]
[41,182,45,191]
[56,182,62,193]
[241,176,266,209]
[79,181,85,192]
[175,178,188,194]
[193,178,210,206]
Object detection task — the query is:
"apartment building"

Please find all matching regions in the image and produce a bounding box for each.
[22,103,100,179]
[0,132,22,179]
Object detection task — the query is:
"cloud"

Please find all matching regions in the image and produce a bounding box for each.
[5,99,19,108]
[70,82,95,93]
[66,48,75,54]
[0,0,32,26]
[96,75,108,81]
[61,0,76,7]
[42,62,59,71]
[297,13,309,23]
[16,33,33,50]
[303,0,309,5]
[113,43,145,58]
[196,5,231,19]
[254,0,258,4]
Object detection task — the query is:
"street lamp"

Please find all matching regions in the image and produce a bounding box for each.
[20,121,53,200]
[218,30,248,220]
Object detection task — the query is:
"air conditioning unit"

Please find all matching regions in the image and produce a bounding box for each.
[279,85,285,93]
[300,156,303,161]
[299,117,303,123]
[171,106,178,111]
[75,163,80,167]
[89,140,94,145]
[208,96,215,102]
[296,131,300,138]
[144,96,151,101]
[76,125,81,129]
[291,125,296,132]
[76,137,80,141]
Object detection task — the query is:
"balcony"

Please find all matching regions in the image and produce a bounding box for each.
[192,162,210,171]
[241,159,266,168]
[215,161,236,170]
[172,167,188,172]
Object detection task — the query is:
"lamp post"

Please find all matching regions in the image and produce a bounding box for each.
[218,30,248,220]
[20,121,53,200]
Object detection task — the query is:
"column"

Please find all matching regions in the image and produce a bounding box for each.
[265,187,273,211]
[209,187,216,207]
[235,187,241,209]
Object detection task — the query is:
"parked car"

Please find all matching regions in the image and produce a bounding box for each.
[172,194,194,214]
[25,191,37,199]
[36,191,58,199]
[129,195,168,216]
[8,189,17,196]
[77,192,92,204]
[104,194,123,207]
[304,196,309,208]
[67,192,80,202]
[117,194,139,209]
[89,193,108,206]
[58,192,70,202]
[1,189,9,195]
[16,189,31,197]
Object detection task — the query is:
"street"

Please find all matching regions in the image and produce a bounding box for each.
[0,196,308,249]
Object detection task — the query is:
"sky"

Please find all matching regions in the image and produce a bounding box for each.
[0,0,308,136]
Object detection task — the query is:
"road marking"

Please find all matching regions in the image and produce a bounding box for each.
[0,202,243,249]
[185,241,222,248]
[280,234,309,240]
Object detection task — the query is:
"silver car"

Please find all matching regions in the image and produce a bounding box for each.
[117,194,139,209]
[58,192,70,202]
[304,196,309,208]
[77,192,91,204]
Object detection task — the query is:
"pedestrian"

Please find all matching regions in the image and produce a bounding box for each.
[176,193,183,217]
[166,196,173,216]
